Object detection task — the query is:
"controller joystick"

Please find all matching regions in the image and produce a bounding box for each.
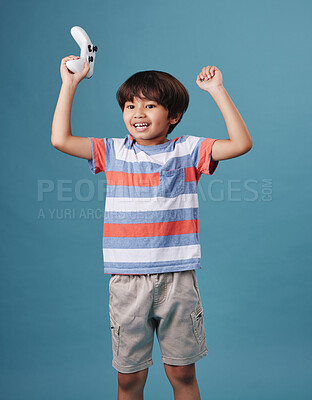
[66,26,98,79]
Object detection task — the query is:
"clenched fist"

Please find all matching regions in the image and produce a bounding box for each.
[196,65,223,93]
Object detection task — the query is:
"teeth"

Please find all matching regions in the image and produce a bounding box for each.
[134,123,149,127]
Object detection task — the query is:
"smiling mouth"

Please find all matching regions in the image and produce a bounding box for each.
[134,123,149,127]
[133,123,150,131]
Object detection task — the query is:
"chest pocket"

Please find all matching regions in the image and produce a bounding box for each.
[159,167,185,197]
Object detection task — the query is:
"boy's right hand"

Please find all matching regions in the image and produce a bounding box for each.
[60,55,90,87]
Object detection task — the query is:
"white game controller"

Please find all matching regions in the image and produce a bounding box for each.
[66,26,98,79]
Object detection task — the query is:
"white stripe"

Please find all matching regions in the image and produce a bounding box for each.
[103,244,201,263]
[105,193,199,212]
[183,135,203,153]
[113,136,201,166]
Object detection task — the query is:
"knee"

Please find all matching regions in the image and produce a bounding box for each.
[118,369,148,392]
[165,364,196,386]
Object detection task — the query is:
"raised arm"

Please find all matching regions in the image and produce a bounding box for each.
[196,65,253,161]
[51,55,92,160]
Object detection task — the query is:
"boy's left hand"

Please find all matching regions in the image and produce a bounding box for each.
[196,65,223,92]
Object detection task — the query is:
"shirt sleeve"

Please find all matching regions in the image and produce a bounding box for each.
[87,137,106,174]
[190,136,219,175]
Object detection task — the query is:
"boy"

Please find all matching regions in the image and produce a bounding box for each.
[51,55,252,400]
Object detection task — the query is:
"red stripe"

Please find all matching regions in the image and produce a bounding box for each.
[107,167,199,187]
[93,138,106,172]
[198,138,216,175]
[103,219,199,237]
[106,171,160,187]
[184,166,200,183]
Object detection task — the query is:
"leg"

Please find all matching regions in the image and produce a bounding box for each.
[117,368,149,400]
[164,363,201,400]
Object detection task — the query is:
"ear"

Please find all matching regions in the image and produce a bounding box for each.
[169,113,182,125]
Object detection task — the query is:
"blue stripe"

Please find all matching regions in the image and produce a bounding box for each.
[104,208,198,224]
[103,263,201,274]
[128,134,190,151]
[134,139,174,154]
[103,258,201,270]
[106,180,198,198]
[106,153,196,174]
[190,137,206,170]
[175,135,190,144]
[102,232,200,249]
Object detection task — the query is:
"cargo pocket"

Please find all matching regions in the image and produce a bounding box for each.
[109,313,120,356]
[191,303,206,344]
[159,167,185,197]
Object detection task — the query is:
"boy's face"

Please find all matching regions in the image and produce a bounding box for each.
[123,96,178,146]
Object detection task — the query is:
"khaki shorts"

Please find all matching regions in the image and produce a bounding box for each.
[108,269,208,374]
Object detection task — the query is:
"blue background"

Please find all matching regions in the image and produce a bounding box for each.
[1,0,311,398]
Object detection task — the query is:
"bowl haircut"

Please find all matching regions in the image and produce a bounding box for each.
[116,71,189,135]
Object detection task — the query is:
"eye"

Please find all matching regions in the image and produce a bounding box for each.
[146,104,156,109]
[126,105,134,109]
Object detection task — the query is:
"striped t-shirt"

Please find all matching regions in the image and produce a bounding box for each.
[88,133,219,274]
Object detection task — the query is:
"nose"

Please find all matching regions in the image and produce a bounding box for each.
[134,105,146,118]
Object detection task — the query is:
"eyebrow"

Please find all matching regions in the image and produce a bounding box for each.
[125,98,157,103]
